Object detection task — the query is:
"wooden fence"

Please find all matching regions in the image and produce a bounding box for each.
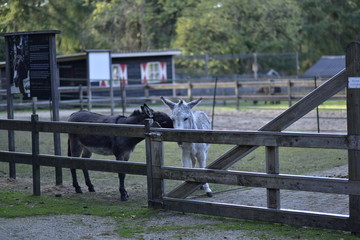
[0,43,359,234]
[0,78,346,111]
[0,112,359,233]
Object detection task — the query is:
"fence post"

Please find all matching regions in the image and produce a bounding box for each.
[5,35,16,179]
[79,85,84,111]
[188,82,193,101]
[120,84,126,115]
[144,84,150,102]
[145,119,165,209]
[110,78,114,115]
[87,81,92,111]
[31,114,41,196]
[287,80,292,107]
[345,42,360,235]
[236,81,240,110]
[32,97,37,114]
[266,146,280,209]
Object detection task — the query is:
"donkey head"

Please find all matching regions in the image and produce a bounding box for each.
[140,103,173,128]
[160,97,202,130]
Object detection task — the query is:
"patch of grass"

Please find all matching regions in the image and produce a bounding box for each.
[115,224,146,239]
[0,190,155,219]
[158,215,358,240]
[227,146,347,175]
[115,214,359,240]
[240,221,357,240]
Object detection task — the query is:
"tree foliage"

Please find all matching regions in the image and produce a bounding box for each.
[0,0,94,54]
[0,0,359,71]
[174,0,301,55]
[297,0,360,64]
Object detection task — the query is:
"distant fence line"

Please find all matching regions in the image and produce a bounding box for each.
[0,78,346,111]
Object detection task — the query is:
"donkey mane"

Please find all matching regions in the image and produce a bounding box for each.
[129,109,142,116]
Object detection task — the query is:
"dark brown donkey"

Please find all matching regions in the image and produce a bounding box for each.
[68,104,173,201]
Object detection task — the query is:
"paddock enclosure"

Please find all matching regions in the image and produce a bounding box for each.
[0,43,360,234]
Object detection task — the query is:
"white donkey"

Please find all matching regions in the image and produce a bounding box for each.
[161,97,213,197]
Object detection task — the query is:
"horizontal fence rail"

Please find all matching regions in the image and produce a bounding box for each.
[159,167,360,195]
[155,128,358,149]
[0,151,147,175]
[161,197,350,231]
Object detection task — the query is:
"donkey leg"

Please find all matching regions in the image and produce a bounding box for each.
[118,172,128,201]
[197,150,213,197]
[181,149,191,168]
[68,137,83,193]
[82,149,95,192]
[82,170,95,192]
[117,152,130,201]
[71,169,82,193]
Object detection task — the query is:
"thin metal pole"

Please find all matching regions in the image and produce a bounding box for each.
[314,76,320,133]
[295,52,299,79]
[211,77,218,130]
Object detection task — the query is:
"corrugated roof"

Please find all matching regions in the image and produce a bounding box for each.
[303,55,345,78]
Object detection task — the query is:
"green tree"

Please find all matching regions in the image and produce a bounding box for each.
[89,0,148,51]
[147,0,198,49]
[0,0,94,59]
[297,0,360,66]
[173,0,301,55]
[88,0,196,51]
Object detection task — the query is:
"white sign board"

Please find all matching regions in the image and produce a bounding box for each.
[348,77,360,89]
[88,51,111,82]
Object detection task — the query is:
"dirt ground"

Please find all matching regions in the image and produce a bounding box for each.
[0,106,351,239]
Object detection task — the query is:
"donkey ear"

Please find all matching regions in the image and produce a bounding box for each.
[142,103,154,118]
[188,98,202,109]
[160,96,176,110]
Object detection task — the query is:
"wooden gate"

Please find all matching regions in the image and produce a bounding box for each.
[144,42,360,234]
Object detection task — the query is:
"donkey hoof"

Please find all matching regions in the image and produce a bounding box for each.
[121,194,129,201]
[88,186,95,192]
[75,188,83,194]
[121,191,129,201]
[206,192,213,197]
